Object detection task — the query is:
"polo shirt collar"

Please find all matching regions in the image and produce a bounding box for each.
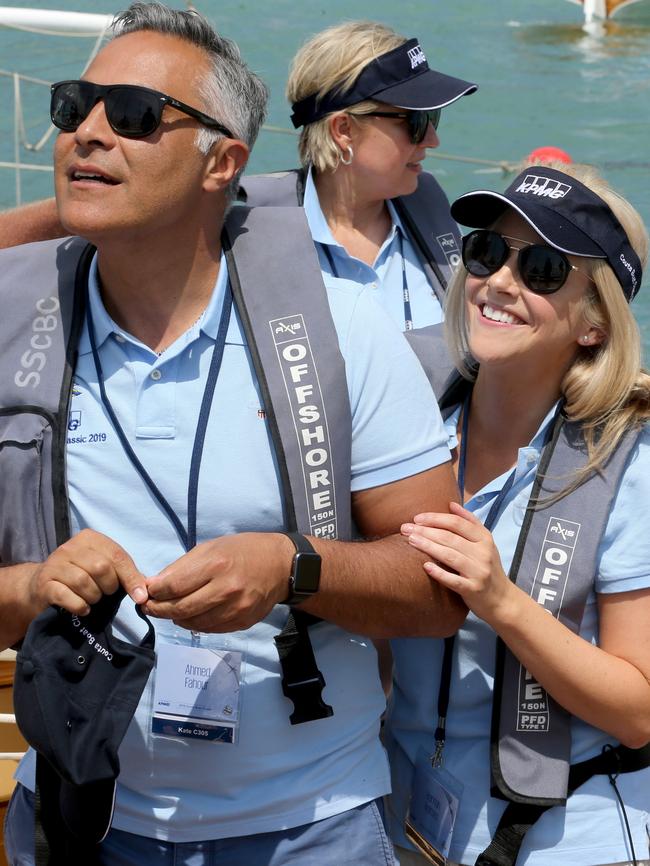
[197,250,230,341]
[77,250,230,355]
[303,166,336,246]
[444,398,561,495]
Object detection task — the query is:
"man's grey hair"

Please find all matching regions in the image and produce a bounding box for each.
[112,1,268,197]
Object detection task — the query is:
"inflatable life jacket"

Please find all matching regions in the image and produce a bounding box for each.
[238,166,460,391]
[238,166,461,307]
[0,206,355,728]
[435,371,650,866]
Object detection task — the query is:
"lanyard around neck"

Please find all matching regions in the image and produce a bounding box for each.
[321,225,412,331]
[85,282,233,553]
[433,393,517,767]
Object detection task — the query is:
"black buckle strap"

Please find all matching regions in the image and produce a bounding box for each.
[274,609,334,725]
[475,802,548,866]
[475,742,650,866]
[568,742,650,793]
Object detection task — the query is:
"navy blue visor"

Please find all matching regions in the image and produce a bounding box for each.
[290,38,477,128]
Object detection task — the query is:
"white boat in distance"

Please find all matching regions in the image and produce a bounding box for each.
[566,0,650,21]
[0,7,113,35]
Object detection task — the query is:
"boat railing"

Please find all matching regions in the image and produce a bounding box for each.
[0,68,57,206]
[0,712,24,761]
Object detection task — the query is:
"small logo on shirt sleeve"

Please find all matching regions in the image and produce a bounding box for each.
[68,410,82,432]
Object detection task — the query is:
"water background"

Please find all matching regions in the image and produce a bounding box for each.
[1,0,649,348]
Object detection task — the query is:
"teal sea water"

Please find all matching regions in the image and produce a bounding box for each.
[2,0,650,346]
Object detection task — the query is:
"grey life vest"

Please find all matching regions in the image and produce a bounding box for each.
[0,206,352,727]
[435,373,650,865]
[238,166,461,307]
[437,373,642,807]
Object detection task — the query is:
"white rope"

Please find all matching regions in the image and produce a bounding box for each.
[11,72,56,158]
[79,22,111,75]
[0,161,51,172]
[0,68,50,86]
[427,150,519,173]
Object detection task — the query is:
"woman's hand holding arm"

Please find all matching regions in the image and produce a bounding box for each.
[403,501,650,748]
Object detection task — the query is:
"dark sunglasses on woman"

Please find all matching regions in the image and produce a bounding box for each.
[462,229,595,294]
[349,107,441,144]
[50,80,235,140]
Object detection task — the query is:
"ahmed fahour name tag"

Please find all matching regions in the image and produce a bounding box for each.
[152,643,243,744]
[404,747,463,866]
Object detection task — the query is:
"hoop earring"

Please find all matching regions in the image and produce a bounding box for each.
[340,145,354,166]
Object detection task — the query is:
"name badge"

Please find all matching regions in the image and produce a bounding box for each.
[152,644,243,745]
[404,748,463,866]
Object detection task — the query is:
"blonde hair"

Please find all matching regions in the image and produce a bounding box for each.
[444,160,650,490]
[286,21,406,173]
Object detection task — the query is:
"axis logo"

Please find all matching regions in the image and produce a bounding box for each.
[437,233,460,268]
[274,320,302,336]
[516,175,572,200]
[548,520,576,543]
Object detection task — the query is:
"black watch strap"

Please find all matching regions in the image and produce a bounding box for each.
[280,531,321,605]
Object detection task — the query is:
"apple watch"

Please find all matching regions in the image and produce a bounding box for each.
[280,531,321,605]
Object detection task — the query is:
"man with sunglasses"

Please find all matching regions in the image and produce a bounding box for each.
[0,3,464,866]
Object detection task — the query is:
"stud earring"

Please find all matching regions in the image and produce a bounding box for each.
[581,335,590,344]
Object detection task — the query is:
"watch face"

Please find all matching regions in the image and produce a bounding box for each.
[293,551,321,594]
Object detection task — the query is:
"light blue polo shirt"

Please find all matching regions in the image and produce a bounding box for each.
[17,251,450,842]
[303,168,444,330]
[386,406,650,865]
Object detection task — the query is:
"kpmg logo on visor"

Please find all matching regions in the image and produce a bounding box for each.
[407,44,426,69]
[516,175,572,200]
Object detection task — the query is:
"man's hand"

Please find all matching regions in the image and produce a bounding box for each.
[144,532,294,632]
[28,528,148,617]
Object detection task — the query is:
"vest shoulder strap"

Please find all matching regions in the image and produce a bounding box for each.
[404,323,456,398]
[392,171,461,303]
[223,204,352,541]
[237,169,305,207]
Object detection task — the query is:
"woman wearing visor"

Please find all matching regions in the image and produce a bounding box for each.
[240,21,477,331]
[384,163,650,866]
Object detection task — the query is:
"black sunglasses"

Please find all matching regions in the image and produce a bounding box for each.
[50,80,235,140]
[349,108,441,144]
[462,229,595,295]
